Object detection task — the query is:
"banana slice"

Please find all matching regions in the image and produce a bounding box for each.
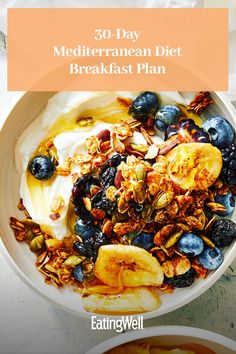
[83,285,124,296]
[82,287,161,315]
[166,143,222,190]
[94,245,164,287]
[107,342,150,354]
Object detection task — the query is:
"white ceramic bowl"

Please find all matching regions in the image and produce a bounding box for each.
[86,326,236,354]
[0,91,236,319]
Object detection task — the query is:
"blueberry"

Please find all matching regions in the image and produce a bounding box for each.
[177,233,204,257]
[132,232,154,250]
[101,153,127,172]
[73,264,84,282]
[165,268,195,288]
[92,189,117,215]
[73,202,93,222]
[198,247,224,270]
[73,242,87,256]
[74,218,92,236]
[229,177,236,185]
[229,160,236,170]
[73,223,107,260]
[203,116,234,148]
[28,155,55,180]
[215,192,235,217]
[76,208,94,223]
[72,176,100,221]
[94,233,108,252]
[73,238,96,259]
[72,175,100,202]
[154,119,167,132]
[84,235,96,248]
[155,105,180,125]
[81,228,101,241]
[210,219,236,247]
[75,219,102,240]
[130,92,159,122]
[91,189,104,206]
[100,167,116,188]
[220,144,236,185]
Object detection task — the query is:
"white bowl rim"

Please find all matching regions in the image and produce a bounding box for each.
[0,91,236,320]
[86,325,236,354]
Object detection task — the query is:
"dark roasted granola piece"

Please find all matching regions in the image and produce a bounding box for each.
[10,217,26,241]
[187,91,213,114]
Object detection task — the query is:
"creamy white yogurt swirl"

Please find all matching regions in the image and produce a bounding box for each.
[16,91,189,240]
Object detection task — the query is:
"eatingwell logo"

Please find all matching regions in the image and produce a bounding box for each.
[91,315,144,333]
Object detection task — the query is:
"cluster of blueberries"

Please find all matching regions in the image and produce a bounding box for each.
[28,91,236,287]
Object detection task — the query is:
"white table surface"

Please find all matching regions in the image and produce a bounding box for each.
[0,92,235,354]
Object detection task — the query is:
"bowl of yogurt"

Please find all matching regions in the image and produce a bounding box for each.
[0,91,236,318]
[86,326,236,354]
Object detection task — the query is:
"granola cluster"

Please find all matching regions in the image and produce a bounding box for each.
[187,91,213,115]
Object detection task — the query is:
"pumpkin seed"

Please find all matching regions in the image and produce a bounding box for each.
[133,180,146,204]
[64,255,85,266]
[135,163,146,181]
[152,190,174,209]
[142,204,154,223]
[112,212,129,224]
[45,264,58,274]
[122,231,139,244]
[165,231,183,248]
[26,229,34,242]
[30,235,45,253]
[45,238,62,250]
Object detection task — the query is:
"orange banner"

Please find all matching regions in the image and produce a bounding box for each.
[8,8,228,91]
